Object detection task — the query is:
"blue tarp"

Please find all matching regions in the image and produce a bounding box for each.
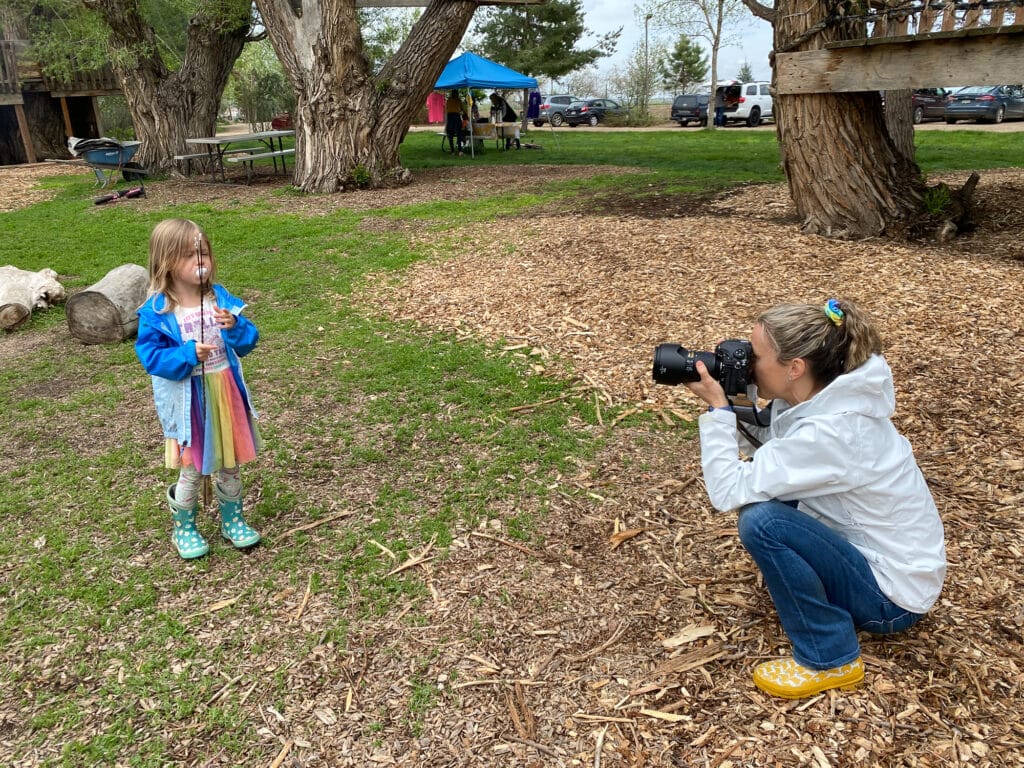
[434,52,538,91]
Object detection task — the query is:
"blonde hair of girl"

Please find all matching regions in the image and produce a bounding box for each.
[147,218,216,313]
[757,299,883,387]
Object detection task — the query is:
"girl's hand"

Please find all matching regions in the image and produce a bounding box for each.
[194,342,217,362]
[684,361,730,409]
[213,307,236,330]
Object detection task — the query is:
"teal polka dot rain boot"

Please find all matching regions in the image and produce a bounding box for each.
[166,484,209,560]
[216,485,261,549]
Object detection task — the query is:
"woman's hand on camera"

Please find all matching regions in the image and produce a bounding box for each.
[684,361,729,409]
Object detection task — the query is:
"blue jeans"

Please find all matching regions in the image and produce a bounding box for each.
[738,500,923,670]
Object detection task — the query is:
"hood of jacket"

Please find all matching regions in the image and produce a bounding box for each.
[770,354,895,434]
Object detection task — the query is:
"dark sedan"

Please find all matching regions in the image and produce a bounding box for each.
[563,99,629,127]
[911,88,952,123]
[944,85,1024,124]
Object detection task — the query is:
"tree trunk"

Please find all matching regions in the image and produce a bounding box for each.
[66,263,149,344]
[883,88,915,164]
[85,0,251,174]
[0,266,66,331]
[258,0,478,193]
[773,0,924,238]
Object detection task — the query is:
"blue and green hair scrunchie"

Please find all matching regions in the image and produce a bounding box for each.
[824,298,844,327]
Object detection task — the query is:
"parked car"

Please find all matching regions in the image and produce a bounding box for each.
[271,112,293,130]
[563,98,629,127]
[944,85,1024,123]
[911,88,953,123]
[716,81,773,126]
[533,95,579,127]
[671,93,709,126]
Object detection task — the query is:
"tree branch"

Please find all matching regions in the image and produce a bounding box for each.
[740,0,776,24]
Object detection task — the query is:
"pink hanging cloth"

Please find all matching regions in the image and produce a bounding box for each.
[426,91,446,124]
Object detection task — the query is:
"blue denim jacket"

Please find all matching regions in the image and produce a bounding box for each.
[136,284,258,446]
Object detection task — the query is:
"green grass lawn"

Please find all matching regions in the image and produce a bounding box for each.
[0,127,1016,765]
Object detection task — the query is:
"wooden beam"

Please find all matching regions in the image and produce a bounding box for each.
[14,103,36,164]
[59,96,72,137]
[776,30,1024,94]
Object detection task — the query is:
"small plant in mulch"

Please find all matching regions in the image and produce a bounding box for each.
[901,172,981,242]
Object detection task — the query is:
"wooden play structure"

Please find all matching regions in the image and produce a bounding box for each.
[775,0,1024,93]
[1,15,121,166]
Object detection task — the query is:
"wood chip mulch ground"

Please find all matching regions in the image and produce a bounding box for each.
[354,167,1024,767]
[3,161,1024,766]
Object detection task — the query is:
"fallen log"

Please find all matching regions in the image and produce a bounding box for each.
[0,266,66,331]
[66,263,149,344]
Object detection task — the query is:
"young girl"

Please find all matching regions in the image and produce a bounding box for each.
[136,219,262,559]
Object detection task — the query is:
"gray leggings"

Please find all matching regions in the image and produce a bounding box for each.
[175,465,242,506]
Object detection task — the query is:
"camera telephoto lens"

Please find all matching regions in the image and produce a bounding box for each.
[652,344,718,385]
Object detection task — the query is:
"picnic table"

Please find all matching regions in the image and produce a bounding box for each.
[179,129,295,183]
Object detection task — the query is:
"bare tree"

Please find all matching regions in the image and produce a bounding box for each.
[743,0,923,237]
[638,0,750,130]
[257,0,478,193]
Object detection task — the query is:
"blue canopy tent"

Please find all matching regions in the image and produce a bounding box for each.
[434,52,538,155]
[435,51,538,91]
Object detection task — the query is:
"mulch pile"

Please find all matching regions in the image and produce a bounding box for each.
[3,161,1023,766]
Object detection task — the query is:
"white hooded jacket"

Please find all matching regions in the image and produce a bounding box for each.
[698,354,946,614]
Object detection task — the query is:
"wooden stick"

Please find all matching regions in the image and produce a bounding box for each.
[468,530,542,558]
[503,734,560,758]
[566,620,626,662]
[594,724,608,768]
[269,739,293,768]
[292,573,313,623]
[369,539,397,560]
[387,554,436,576]
[239,680,258,706]
[206,674,243,705]
[452,678,547,690]
[387,539,436,576]
[508,393,575,412]
[278,510,354,540]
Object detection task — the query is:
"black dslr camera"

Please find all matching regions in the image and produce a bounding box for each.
[652,339,753,396]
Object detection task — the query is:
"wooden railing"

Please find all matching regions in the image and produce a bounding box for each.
[42,61,120,95]
[0,40,19,95]
[849,0,1022,43]
[0,38,120,96]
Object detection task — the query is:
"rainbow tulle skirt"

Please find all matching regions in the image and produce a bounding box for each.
[164,370,261,474]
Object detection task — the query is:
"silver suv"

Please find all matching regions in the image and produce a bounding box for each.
[533,94,579,127]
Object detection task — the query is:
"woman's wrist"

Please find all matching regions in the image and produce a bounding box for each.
[707,403,733,412]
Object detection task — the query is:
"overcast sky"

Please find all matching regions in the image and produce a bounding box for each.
[578,0,775,83]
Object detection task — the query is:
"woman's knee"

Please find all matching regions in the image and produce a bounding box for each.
[737,501,777,544]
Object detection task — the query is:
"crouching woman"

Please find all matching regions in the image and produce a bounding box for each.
[685,299,946,699]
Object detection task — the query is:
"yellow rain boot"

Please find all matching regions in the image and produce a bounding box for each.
[753,656,864,699]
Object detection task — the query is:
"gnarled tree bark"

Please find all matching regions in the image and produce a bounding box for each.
[83,0,254,174]
[258,0,478,193]
[747,0,925,238]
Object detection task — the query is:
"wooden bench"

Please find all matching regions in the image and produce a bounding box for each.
[226,148,295,183]
[437,130,487,154]
[173,147,253,176]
